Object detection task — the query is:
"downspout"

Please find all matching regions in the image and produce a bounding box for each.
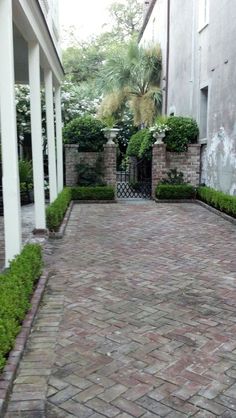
[190,0,196,115]
[165,0,170,114]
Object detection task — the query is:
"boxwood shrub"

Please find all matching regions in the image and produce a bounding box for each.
[46,187,72,231]
[63,116,106,151]
[0,244,43,371]
[71,186,115,201]
[164,116,199,152]
[156,184,196,200]
[197,186,236,218]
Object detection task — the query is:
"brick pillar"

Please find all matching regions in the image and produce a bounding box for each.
[129,156,138,182]
[64,144,79,186]
[103,143,117,188]
[188,144,201,186]
[152,143,167,197]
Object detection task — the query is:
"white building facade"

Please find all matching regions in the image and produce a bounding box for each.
[139,0,236,196]
[0,0,64,266]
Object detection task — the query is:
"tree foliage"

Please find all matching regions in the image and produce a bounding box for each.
[98,42,162,126]
[63,116,106,151]
[15,1,146,158]
[164,117,199,152]
[107,0,144,41]
[126,129,150,158]
[62,39,106,84]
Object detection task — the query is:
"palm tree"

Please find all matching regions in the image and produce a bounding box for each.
[98,42,162,127]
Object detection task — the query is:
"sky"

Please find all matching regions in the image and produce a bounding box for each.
[59,0,116,46]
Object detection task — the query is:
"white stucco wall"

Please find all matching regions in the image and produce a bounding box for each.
[140,0,236,195]
[140,0,167,113]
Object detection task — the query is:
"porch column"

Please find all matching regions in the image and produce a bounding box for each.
[55,85,64,192]
[0,0,21,266]
[28,42,46,231]
[44,69,57,202]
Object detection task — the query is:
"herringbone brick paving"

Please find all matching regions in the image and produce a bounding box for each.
[4,202,236,417]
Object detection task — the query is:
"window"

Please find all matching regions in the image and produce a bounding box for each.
[200,86,208,139]
[199,0,209,30]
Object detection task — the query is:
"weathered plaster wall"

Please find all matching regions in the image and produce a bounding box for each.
[140,0,236,195]
[203,129,236,195]
[140,0,168,113]
[204,1,236,195]
[168,0,195,116]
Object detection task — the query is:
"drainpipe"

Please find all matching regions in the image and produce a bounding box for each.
[165,0,170,114]
[190,0,196,115]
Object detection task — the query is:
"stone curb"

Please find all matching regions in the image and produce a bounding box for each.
[196,199,236,225]
[155,198,196,203]
[0,270,49,417]
[73,199,117,204]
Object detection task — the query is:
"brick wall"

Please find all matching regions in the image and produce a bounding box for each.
[152,143,200,197]
[64,144,117,187]
[103,143,117,187]
[64,144,79,186]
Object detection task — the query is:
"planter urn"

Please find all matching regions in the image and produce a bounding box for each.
[153,132,165,145]
[103,128,120,145]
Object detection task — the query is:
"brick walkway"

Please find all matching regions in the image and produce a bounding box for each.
[4,202,236,417]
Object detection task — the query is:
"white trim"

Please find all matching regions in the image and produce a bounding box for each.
[13,0,63,84]
[45,69,58,202]
[55,86,64,192]
[200,81,209,90]
[0,0,22,267]
[28,42,46,230]
[199,138,207,145]
[198,0,209,32]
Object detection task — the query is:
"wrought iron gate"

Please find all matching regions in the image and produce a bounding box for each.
[116,159,152,199]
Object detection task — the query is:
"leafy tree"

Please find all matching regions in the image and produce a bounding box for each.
[63,38,106,84]
[15,85,31,141]
[108,0,144,41]
[15,85,47,154]
[62,0,144,84]
[126,129,149,158]
[61,81,101,123]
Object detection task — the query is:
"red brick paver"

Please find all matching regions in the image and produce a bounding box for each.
[4,202,236,417]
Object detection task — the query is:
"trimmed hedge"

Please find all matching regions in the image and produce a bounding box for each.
[71,186,115,201]
[156,184,196,200]
[46,187,72,231]
[0,244,43,371]
[63,116,106,151]
[164,116,199,152]
[197,186,236,218]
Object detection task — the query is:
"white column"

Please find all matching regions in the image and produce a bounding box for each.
[44,69,57,202]
[0,0,21,267]
[28,42,46,230]
[55,85,64,192]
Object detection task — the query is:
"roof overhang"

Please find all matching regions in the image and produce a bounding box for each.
[13,0,64,85]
